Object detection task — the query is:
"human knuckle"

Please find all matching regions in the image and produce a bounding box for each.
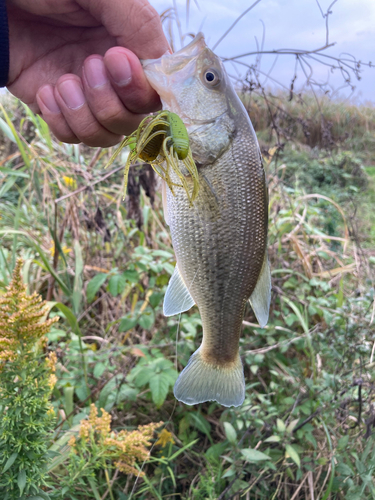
[54,130,79,144]
[95,106,125,127]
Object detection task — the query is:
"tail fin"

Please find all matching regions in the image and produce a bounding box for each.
[174,348,245,407]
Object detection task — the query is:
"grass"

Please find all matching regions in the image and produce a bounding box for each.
[242,91,375,158]
[1,91,375,499]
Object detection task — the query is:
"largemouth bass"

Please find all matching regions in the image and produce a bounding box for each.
[143,33,271,407]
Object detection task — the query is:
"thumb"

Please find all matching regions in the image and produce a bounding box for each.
[77,0,170,59]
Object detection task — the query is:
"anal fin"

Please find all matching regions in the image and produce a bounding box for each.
[163,264,195,316]
[249,253,271,328]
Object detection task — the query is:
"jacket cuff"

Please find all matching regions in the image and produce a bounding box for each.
[0,0,9,87]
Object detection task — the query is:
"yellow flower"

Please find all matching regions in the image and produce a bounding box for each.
[48,374,57,389]
[155,428,175,448]
[49,242,72,256]
[63,176,77,190]
[79,419,91,439]
[46,351,57,372]
[0,260,59,354]
[68,435,77,453]
[47,406,55,417]
[74,405,163,475]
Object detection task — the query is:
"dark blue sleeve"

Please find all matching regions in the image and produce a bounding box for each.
[0,0,9,87]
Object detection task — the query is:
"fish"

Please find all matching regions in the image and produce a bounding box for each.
[142,33,271,407]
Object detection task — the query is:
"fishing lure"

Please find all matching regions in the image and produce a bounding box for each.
[105,111,199,205]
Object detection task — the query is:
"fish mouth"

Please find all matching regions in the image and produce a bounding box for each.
[141,33,206,72]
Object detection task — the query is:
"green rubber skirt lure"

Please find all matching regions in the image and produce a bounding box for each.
[105,110,199,205]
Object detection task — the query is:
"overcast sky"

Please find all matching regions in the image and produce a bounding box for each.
[149,0,375,104]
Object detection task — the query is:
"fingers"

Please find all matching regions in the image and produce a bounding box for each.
[36,85,80,144]
[78,0,171,59]
[36,49,161,146]
[37,77,121,147]
[103,47,161,115]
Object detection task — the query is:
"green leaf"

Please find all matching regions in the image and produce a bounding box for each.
[149,373,169,407]
[285,444,301,467]
[205,442,228,463]
[124,269,140,283]
[76,384,89,401]
[282,296,309,333]
[3,452,18,472]
[336,463,353,476]
[0,104,30,167]
[87,477,102,500]
[93,362,106,379]
[0,116,16,143]
[222,467,236,478]
[54,303,81,336]
[134,367,154,387]
[224,422,237,445]
[17,470,26,496]
[138,308,155,329]
[119,316,137,332]
[86,273,108,303]
[72,240,84,314]
[149,292,163,308]
[276,418,286,433]
[162,368,178,386]
[0,230,71,296]
[264,435,281,443]
[0,166,29,178]
[241,449,271,462]
[168,439,199,461]
[64,386,74,427]
[116,384,138,403]
[108,273,126,297]
[98,375,125,410]
[286,418,300,433]
[338,434,349,450]
[189,413,212,443]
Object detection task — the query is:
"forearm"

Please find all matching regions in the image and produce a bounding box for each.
[0,0,9,86]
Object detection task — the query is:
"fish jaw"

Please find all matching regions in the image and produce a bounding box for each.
[142,33,229,125]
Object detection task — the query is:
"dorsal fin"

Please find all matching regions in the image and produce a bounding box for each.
[163,264,195,316]
[249,254,271,328]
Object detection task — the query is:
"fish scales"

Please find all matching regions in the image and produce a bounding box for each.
[168,126,267,365]
[143,33,271,407]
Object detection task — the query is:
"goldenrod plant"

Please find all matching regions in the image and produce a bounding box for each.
[0,260,58,499]
[59,404,162,498]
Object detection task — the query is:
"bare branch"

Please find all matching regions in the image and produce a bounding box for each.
[212,0,263,50]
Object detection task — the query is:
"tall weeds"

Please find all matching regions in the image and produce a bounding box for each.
[0,92,375,498]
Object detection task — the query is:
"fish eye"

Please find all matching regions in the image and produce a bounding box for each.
[203,69,221,87]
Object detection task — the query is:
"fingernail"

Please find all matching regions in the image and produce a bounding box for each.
[58,79,85,110]
[105,52,132,87]
[84,58,108,89]
[38,85,61,114]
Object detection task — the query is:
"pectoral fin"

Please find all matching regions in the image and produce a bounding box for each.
[249,254,271,328]
[163,264,195,316]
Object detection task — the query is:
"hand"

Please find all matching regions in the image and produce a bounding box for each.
[6,0,170,146]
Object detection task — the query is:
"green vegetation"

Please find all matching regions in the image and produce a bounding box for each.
[1,91,375,499]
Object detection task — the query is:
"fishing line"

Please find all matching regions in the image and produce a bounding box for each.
[128,263,199,499]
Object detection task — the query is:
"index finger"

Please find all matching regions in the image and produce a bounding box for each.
[77,0,171,59]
